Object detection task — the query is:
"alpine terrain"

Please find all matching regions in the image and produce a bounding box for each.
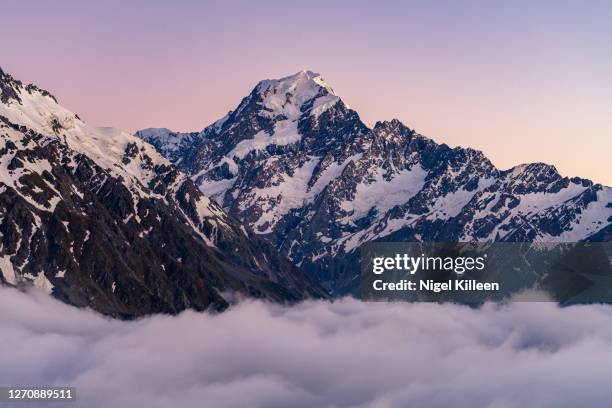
[137,70,612,294]
[0,67,326,318]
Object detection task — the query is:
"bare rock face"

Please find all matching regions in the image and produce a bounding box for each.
[0,67,327,318]
[137,70,612,295]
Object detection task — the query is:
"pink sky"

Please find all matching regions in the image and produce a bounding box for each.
[2,0,611,184]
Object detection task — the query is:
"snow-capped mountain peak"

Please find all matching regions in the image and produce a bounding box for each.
[257,70,334,97]
[250,70,339,121]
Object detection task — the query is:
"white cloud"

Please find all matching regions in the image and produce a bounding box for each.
[1,287,612,407]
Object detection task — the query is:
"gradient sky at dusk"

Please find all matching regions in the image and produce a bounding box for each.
[2,0,611,184]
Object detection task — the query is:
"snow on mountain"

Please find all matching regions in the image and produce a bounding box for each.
[137,70,612,294]
[0,67,326,316]
[0,67,226,237]
[255,70,339,119]
[135,127,200,165]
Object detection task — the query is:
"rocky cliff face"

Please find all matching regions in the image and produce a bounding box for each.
[0,67,326,318]
[138,70,612,294]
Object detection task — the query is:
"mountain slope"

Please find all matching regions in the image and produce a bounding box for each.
[0,67,326,318]
[137,70,612,294]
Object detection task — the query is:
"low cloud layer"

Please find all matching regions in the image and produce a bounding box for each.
[2,288,612,407]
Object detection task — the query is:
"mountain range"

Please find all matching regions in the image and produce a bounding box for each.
[136,70,612,295]
[1,66,610,314]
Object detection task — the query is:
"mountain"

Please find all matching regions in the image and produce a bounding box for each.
[0,67,326,318]
[137,70,612,295]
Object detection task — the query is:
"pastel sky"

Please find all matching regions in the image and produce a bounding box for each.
[2,0,611,184]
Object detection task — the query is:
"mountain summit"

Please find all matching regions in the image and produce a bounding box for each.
[138,71,612,294]
[255,70,338,119]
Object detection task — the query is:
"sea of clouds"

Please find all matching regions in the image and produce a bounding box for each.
[2,287,612,407]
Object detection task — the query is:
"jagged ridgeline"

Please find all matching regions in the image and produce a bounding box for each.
[137,70,612,295]
[0,67,327,318]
